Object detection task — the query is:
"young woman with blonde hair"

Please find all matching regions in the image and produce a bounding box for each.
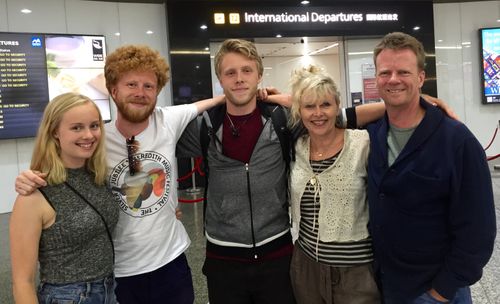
[10,92,119,304]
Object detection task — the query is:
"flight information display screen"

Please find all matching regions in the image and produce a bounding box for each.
[0,32,109,140]
[480,27,500,104]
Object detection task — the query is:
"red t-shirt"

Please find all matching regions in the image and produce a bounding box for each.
[222,107,263,163]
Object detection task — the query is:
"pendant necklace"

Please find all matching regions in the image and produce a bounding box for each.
[226,111,253,137]
[311,133,344,160]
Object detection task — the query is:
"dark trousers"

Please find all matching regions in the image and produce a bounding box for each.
[115,253,194,304]
[203,254,296,304]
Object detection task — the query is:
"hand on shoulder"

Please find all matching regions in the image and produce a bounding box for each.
[257,87,291,108]
[421,94,460,121]
[15,170,47,196]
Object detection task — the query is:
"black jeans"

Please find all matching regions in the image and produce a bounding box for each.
[203,254,296,304]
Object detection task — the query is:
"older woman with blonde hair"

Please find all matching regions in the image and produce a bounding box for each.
[10,92,119,304]
[288,65,380,304]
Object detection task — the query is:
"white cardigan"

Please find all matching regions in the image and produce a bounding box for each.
[290,129,370,242]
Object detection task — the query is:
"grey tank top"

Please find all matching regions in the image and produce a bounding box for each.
[38,167,119,284]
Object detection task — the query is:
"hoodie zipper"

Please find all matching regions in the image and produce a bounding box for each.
[245,163,258,259]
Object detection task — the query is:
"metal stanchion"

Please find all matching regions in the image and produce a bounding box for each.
[185,157,203,194]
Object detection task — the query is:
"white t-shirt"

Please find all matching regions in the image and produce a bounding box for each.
[105,104,197,277]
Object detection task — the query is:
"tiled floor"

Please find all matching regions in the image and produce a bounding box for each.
[1,165,499,304]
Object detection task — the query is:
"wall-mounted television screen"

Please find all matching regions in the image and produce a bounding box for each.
[0,32,109,140]
[480,27,500,104]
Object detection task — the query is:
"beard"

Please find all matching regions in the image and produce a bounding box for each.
[115,97,156,123]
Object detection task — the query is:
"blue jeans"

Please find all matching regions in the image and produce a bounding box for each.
[38,274,117,304]
[413,287,472,304]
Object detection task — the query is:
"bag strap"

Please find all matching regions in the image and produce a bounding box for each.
[258,103,295,168]
[64,182,115,264]
[269,104,293,167]
[200,111,212,173]
[200,104,226,174]
[199,111,211,228]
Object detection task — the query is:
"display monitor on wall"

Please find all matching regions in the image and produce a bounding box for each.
[0,32,109,140]
[480,27,500,104]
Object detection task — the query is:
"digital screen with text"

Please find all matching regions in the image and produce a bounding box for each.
[0,33,49,139]
[481,28,500,104]
[0,32,108,140]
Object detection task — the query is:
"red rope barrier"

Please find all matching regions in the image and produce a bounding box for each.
[177,157,205,182]
[483,124,500,162]
[484,127,498,151]
[487,154,500,161]
[178,157,206,204]
[178,197,204,204]
[194,157,205,177]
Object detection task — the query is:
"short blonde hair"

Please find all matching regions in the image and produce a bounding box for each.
[289,65,341,127]
[31,93,107,185]
[214,39,263,79]
[105,45,169,94]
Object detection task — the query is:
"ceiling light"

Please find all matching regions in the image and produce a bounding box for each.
[348,51,374,56]
[307,43,338,56]
[204,47,209,51]
[146,30,153,35]
[200,25,208,30]
[301,1,310,5]
[21,8,32,14]
[413,26,420,31]
[276,34,282,38]
[435,46,462,50]
[114,32,121,36]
